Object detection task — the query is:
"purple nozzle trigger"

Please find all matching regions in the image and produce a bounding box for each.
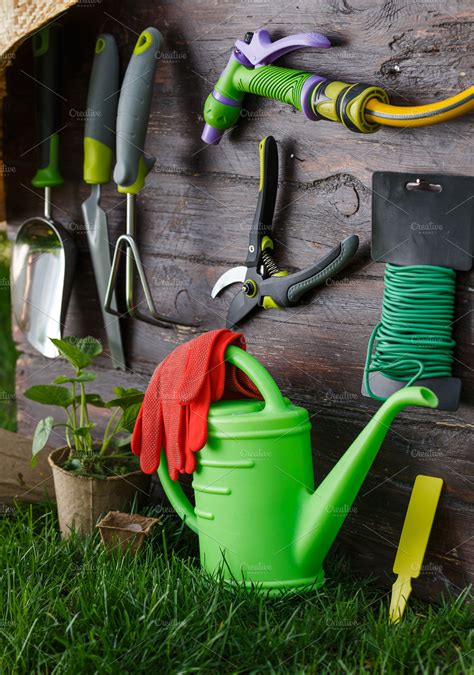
[234,28,331,67]
[202,123,224,145]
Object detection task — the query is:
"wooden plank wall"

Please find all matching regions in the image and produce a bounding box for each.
[4,0,473,601]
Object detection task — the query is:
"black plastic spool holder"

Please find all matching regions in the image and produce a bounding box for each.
[362,171,474,411]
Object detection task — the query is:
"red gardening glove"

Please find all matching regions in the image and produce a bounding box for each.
[132,340,191,478]
[131,330,260,480]
[180,330,258,473]
[132,330,248,478]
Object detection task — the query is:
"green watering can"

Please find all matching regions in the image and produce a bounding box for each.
[158,346,438,593]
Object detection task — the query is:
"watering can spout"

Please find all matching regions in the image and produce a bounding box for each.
[295,387,438,570]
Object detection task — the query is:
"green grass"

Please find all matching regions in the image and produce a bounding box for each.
[1,502,472,673]
[0,231,17,431]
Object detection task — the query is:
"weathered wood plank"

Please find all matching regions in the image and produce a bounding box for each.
[4,0,473,601]
[0,428,55,503]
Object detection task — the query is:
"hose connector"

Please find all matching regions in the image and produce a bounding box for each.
[309,80,389,133]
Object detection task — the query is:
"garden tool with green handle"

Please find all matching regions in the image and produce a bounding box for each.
[82,34,125,369]
[11,25,77,359]
[202,28,474,144]
[211,136,359,327]
[31,25,64,189]
[158,344,439,593]
[104,28,196,327]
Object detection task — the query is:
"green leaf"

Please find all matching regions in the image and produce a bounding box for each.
[107,388,144,410]
[50,339,93,370]
[70,425,95,438]
[53,372,96,384]
[112,434,133,448]
[24,385,72,407]
[64,458,82,471]
[65,335,102,359]
[71,393,106,408]
[112,386,142,397]
[119,402,142,432]
[64,336,102,359]
[31,417,54,465]
[80,337,102,358]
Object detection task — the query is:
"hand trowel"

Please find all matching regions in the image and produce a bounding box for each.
[11,25,77,359]
[81,34,125,369]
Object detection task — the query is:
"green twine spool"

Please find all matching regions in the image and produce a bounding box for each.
[364,263,457,401]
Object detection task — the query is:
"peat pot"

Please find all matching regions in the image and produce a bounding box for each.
[48,447,150,538]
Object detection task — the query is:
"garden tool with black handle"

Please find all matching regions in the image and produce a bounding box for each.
[81,34,125,369]
[104,27,196,328]
[211,136,359,328]
[11,25,77,359]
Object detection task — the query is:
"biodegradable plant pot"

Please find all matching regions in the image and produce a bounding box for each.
[48,447,151,538]
[96,511,162,554]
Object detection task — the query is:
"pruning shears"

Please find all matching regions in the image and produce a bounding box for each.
[211,136,359,328]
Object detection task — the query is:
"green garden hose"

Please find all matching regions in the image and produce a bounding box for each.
[364,264,457,401]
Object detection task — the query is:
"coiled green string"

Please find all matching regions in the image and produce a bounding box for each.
[364,264,456,401]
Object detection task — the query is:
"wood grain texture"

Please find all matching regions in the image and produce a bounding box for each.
[4,0,473,601]
[0,428,54,503]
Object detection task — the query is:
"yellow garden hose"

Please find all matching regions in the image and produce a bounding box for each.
[309,80,474,133]
[365,86,474,128]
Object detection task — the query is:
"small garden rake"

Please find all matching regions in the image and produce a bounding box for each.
[104,27,196,328]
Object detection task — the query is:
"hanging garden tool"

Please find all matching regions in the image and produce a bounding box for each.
[211,136,359,327]
[201,28,474,144]
[104,28,195,327]
[363,171,474,411]
[390,475,443,624]
[11,25,77,359]
[82,34,125,369]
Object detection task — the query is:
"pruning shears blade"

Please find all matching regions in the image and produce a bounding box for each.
[226,291,258,328]
[211,266,247,298]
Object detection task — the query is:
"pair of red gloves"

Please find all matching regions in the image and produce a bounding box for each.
[131,330,259,480]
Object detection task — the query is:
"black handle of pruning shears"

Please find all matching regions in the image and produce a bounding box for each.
[260,235,360,307]
[245,135,279,267]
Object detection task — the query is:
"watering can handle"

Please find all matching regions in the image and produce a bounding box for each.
[225,345,287,411]
[157,345,287,531]
[157,453,199,533]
